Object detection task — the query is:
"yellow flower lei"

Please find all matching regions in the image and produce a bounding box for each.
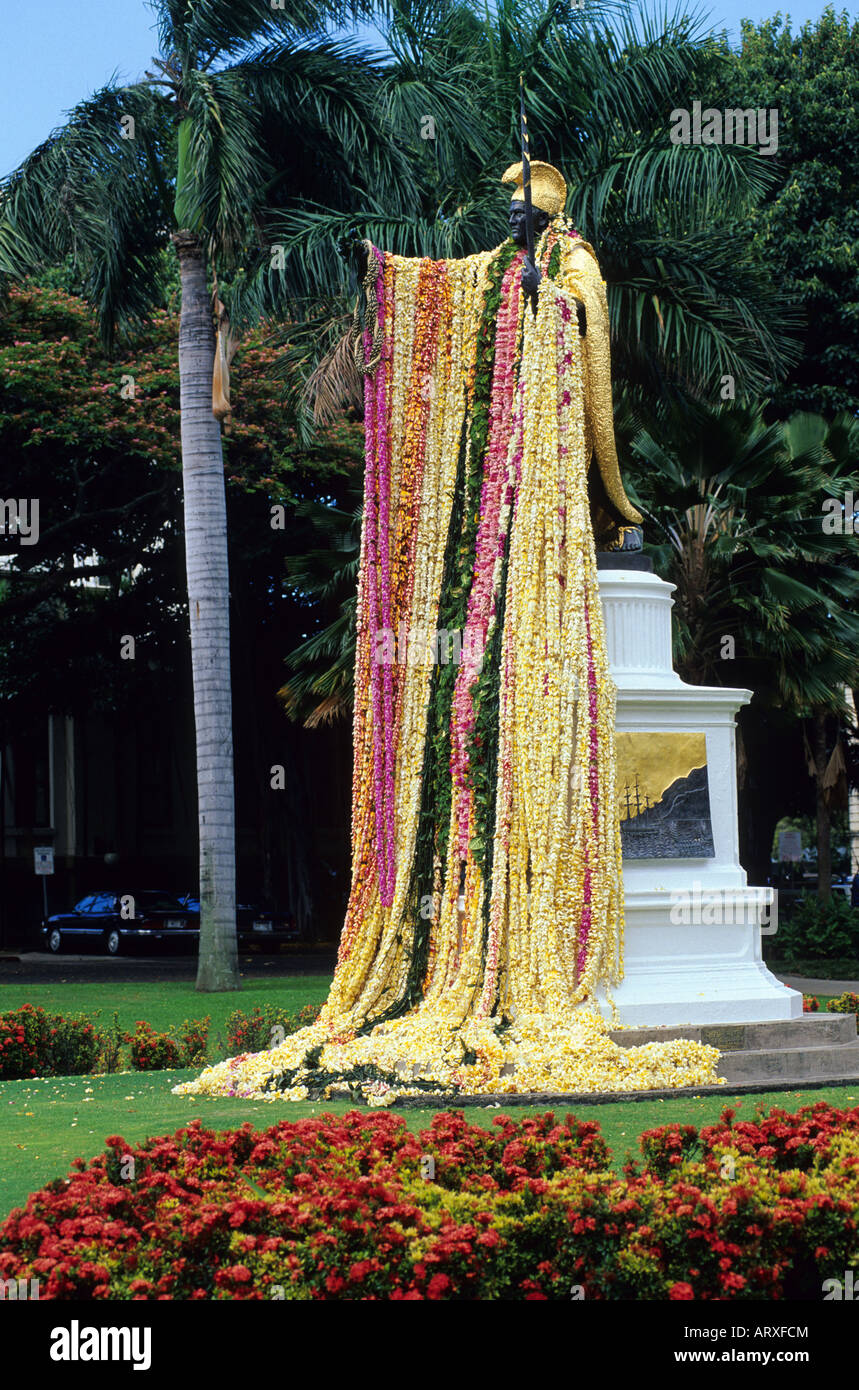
[175,234,722,1106]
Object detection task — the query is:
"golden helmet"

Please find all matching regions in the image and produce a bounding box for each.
[502,160,567,217]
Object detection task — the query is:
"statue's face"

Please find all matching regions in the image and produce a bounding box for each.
[508,200,549,246]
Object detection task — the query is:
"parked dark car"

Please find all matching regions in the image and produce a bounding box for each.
[41,891,197,956]
[177,895,299,945]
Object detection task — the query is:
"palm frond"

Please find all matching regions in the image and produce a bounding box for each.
[304,328,364,423]
[180,67,268,251]
[629,401,859,704]
[0,84,173,345]
[155,0,381,63]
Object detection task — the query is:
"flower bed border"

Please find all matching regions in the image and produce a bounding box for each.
[5,1102,859,1300]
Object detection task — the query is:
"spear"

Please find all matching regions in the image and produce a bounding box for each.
[519,73,538,315]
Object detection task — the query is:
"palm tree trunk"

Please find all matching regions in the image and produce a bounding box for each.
[811,709,832,903]
[174,231,239,991]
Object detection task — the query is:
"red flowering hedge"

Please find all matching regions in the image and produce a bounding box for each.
[226,1003,322,1054]
[2,1103,859,1300]
[639,1101,859,1175]
[0,1004,329,1079]
[124,1022,184,1072]
[0,1006,210,1078]
[0,1004,101,1079]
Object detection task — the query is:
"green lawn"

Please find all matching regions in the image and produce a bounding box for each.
[0,975,330,1047]
[2,974,859,1222]
[3,1067,859,1221]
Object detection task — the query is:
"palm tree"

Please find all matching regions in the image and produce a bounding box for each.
[0,0,417,990]
[527,1,798,400]
[624,402,859,895]
[278,0,799,409]
[278,0,806,723]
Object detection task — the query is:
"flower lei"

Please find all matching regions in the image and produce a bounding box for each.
[176,225,720,1105]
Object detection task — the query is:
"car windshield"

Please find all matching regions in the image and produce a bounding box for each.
[133,892,184,911]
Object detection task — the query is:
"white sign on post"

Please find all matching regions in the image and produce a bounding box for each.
[778,830,802,863]
[34,846,54,875]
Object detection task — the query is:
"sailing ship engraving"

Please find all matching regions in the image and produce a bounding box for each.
[616,734,715,859]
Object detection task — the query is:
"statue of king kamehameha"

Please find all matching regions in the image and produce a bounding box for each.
[348,158,643,552]
[501,159,643,552]
[176,159,721,1106]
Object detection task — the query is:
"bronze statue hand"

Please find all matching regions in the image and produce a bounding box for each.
[520,260,586,336]
[521,257,541,301]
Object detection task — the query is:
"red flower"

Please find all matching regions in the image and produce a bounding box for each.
[720,1272,747,1292]
[669,1282,695,1300]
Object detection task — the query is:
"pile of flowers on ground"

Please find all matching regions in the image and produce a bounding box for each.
[174,1006,723,1105]
[2,1102,858,1300]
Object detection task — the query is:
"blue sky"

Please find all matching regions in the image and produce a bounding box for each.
[1,0,856,177]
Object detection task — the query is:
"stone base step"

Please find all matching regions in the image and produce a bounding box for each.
[607,1013,859,1086]
[607,1013,857,1052]
[718,1042,859,1084]
[386,1014,859,1107]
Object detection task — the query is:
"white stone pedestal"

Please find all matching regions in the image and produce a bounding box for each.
[592,568,801,1027]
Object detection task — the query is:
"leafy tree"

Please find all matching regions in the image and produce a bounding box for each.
[281,0,800,418]
[623,401,859,893]
[0,282,361,701]
[0,281,362,934]
[0,0,419,990]
[707,8,859,417]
